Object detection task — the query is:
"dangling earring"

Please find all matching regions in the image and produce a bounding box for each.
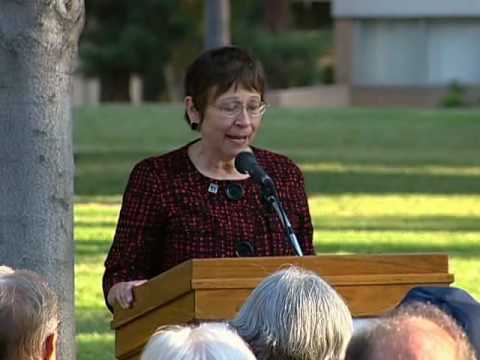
[190,122,199,130]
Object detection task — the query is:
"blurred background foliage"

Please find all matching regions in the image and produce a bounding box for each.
[80,0,203,101]
[79,0,333,101]
[240,29,333,88]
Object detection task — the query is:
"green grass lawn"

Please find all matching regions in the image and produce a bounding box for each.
[74,105,480,359]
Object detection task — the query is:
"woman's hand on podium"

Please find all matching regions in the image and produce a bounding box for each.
[107,280,147,309]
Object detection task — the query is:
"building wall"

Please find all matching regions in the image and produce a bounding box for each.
[334,0,480,18]
[352,19,480,86]
[267,85,350,108]
[332,0,480,106]
[351,85,480,107]
[334,20,354,84]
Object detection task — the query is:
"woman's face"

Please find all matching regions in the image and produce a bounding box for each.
[197,85,264,161]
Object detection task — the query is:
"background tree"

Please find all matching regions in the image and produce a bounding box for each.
[79,0,333,101]
[80,0,202,101]
[233,1,332,88]
[0,1,85,358]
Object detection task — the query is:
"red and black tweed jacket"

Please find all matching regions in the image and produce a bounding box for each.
[103,142,315,309]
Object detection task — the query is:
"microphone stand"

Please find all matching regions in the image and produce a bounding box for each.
[262,185,304,256]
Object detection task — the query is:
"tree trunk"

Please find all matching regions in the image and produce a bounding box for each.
[0,1,84,359]
[204,0,231,49]
[264,0,291,33]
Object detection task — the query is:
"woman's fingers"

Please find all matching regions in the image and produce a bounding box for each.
[108,280,147,309]
[119,283,132,308]
[122,280,147,307]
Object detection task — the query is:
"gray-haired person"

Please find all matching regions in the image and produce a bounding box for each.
[345,302,477,360]
[141,322,256,360]
[230,266,353,360]
[0,265,58,360]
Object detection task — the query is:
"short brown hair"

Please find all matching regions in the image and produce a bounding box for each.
[0,266,58,360]
[184,46,266,129]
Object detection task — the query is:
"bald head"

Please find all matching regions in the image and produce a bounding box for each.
[371,316,458,360]
[346,303,476,360]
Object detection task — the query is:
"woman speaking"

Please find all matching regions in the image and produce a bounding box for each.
[103,46,315,311]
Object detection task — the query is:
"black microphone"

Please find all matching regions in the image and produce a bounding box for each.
[235,151,304,256]
[234,151,275,191]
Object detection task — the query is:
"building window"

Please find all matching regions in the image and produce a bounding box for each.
[353,19,480,86]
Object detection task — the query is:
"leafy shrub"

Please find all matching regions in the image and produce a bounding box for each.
[236,29,333,89]
[440,81,466,108]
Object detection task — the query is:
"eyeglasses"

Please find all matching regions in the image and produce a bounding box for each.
[210,100,268,119]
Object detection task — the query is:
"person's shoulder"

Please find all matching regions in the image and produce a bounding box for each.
[253,147,300,173]
[130,143,190,179]
[135,144,189,169]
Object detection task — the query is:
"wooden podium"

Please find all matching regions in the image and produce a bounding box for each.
[111,254,453,360]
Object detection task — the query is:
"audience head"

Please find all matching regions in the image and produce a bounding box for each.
[0,265,58,360]
[141,322,256,360]
[346,302,476,360]
[230,266,353,360]
[184,45,266,129]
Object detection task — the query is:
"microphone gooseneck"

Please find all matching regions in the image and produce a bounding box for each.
[234,151,304,256]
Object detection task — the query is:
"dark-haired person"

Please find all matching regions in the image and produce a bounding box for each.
[103,46,315,311]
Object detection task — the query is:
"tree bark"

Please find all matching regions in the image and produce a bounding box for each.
[0,1,84,359]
